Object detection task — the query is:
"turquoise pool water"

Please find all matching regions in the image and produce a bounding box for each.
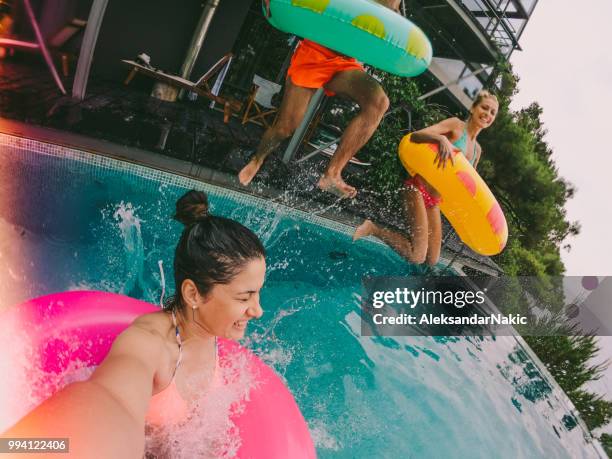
[0,135,601,458]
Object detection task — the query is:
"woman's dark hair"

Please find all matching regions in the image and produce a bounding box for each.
[164,189,265,312]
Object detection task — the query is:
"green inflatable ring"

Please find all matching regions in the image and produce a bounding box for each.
[265,0,433,77]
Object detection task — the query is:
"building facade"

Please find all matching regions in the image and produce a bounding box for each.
[403,0,539,110]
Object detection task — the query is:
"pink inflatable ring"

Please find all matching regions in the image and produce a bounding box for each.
[0,291,315,458]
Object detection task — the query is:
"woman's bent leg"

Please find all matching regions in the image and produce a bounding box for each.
[353,187,429,264]
[425,206,442,266]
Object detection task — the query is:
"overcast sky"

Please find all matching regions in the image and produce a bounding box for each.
[509,0,611,276]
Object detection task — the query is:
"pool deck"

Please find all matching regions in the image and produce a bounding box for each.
[0,57,501,275]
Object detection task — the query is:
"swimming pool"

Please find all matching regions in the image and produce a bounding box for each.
[0,133,601,458]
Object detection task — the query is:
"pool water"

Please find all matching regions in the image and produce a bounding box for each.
[0,135,600,458]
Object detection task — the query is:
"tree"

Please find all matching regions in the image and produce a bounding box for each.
[599,433,612,456]
[476,70,579,276]
[569,391,612,431]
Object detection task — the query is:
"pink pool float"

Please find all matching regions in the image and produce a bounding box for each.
[0,290,316,458]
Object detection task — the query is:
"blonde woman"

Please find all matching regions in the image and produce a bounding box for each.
[354,91,499,266]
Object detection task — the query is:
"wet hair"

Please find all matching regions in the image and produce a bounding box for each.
[164,189,266,312]
[471,90,498,110]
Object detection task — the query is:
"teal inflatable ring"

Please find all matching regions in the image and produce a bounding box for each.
[265,0,433,77]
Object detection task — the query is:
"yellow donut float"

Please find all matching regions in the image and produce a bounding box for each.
[398,134,508,256]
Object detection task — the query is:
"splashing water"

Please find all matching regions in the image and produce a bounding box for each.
[0,321,99,432]
[112,201,146,296]
[144,347,259,458]
[235,202,285,249]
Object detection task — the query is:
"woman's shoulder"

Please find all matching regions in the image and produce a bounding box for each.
[89,311,175,406]
[433,117,464,133]
[130,311,172,341]
[104,312,172,358]
[101,312,175,375]
[433,117,464,139]
[446,117,466,131]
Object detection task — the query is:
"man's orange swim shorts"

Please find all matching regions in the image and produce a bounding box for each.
[286,39,364,96]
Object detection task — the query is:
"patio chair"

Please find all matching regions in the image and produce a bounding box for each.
[122,53,241,123]
[48,18,87,77]
[241,74,282,128]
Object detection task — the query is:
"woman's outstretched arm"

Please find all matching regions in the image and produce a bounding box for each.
[3,322,165,459]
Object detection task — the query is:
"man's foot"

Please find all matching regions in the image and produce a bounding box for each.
[353,219,375,241]
[238,158,263,186]
[318,174,357,198]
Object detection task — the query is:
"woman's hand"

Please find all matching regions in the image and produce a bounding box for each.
[411,117,462,168]
[434,136,457,169]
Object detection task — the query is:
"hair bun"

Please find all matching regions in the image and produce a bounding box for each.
[174,190,210,226]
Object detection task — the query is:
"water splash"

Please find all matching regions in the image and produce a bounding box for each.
[144,349,259,458]
[0,312,35,431]
[309,419,341,451]
[112,201,145,296]
[158,260,166,308]
[0,323,98,432]
[234,202,285,249]
[0,218,30,308]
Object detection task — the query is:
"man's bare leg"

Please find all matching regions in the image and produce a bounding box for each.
[238,79,315,185]
[318,70,389,197]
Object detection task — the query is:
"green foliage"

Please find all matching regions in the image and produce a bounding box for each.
[527,334,607,392]
[526,331,612,430]
[599,433,612,456]
[496,239,548,276]
[568,391,612,431]
[476,70,579,276]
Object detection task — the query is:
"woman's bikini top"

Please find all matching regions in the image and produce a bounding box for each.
[452,127,478,166]
[145,311,219,426]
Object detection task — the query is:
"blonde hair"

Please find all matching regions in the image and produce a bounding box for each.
[471,90,498,109]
